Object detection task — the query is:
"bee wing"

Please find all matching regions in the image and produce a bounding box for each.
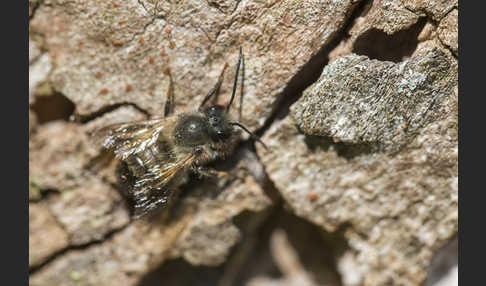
[131,153,196,218]
[93,117,175,160]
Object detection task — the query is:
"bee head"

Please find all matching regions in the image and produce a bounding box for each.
[203,105,232,142]
[174,115,210,147]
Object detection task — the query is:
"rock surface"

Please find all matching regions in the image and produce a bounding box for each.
[437,9,458,56]
[329,0,458,62]
[30,156,271,286]
[29,202,69,267]
[47,177,130,246]
[30,0,362,130]
[258,49,457,286]
[292,49,457,154]
[29,0,458,285]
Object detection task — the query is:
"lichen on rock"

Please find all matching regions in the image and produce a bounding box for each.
[29,0,458,285]
[258,47,457,286]
[292,48,457,154]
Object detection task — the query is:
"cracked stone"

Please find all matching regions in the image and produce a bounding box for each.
[29,0,458,285]
[292,48,457,153]
[47,177,130,246]
[437,9,458,57]
[329,0,458,63]
[29,155,271,285]
[258,50,457,286]
[29,106,146,194]
[175,170,271,266]
[29,202,69,267]
[29,121,98,192]
[402,0,458,22]
[30,0,361,131]
[29,219,187,286]
[356,0,420,35]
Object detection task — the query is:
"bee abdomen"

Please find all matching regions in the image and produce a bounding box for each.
[124,140,175,177]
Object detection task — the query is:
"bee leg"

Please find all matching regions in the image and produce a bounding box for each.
[164,71,175,117]
[198,62,228,110]
[194,165,228,179]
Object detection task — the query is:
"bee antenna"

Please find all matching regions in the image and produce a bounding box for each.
[230,122,268,150]
[226,47,243,114]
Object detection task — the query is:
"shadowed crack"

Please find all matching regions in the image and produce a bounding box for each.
[353,17,427,62]
[256,0,370,138]
[73,102,150,123]
[31,1,456,284]
[29,221,129,275]
[30,92,76,124]
[29,0,42,20]
[135,206,348,286]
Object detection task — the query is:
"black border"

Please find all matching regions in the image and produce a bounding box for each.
[458,2,476,286]
[10,0,30,285]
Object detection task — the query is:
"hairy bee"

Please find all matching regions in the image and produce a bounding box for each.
[94,48,266,219]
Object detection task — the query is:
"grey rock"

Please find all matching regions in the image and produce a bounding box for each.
[292,48,457,154]
[175,167,272,266]
[329,0,458,62]
[402,0,458,22]
[29,0,458,285]
[29,0,360,130]
[438,9,458,57]
[30,162,271,286]
[258,48,457,286]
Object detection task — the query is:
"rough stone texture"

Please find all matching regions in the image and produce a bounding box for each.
[29,0,458,285]
[29,93,271,285]
[292,49,457,153]
[349,0,457,36]
[402,0,458,22]
[29,106,145,194]
[437,9,458,57]
[29,156,271,286]
[175,168,271,266]
[47,177,130,245]
[29,53,52,104]
[29,219,187,286]
[328,0,458,63]
[29,202,69,267]
[29,120,98,192]
[258,48,457,286]
[29,0,361,130]
[356,0,420,35]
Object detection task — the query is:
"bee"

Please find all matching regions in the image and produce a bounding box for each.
[94,48,266,219]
